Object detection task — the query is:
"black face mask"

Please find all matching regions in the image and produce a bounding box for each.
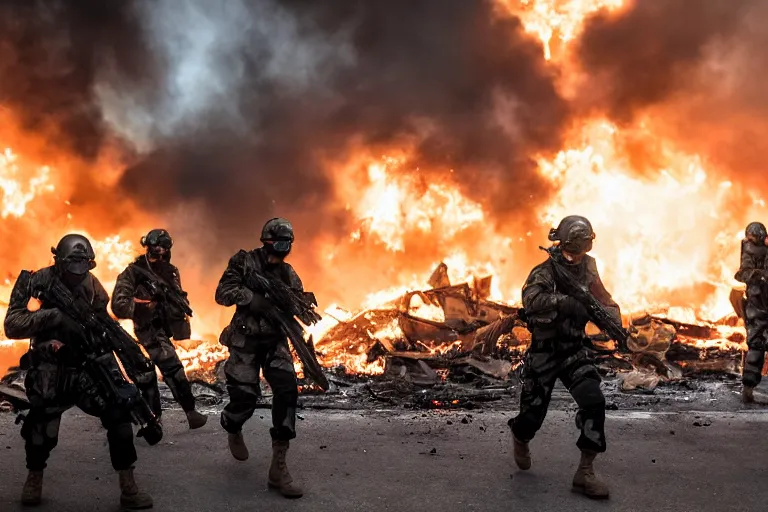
[59,256,93,276]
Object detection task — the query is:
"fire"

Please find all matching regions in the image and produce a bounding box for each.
[537,120,757,322]
[351,156,485,252]
[0,0,760,382]
[0,148,55,218]
[502,0,626,60]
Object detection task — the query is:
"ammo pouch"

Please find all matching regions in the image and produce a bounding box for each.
[219,324,248,349]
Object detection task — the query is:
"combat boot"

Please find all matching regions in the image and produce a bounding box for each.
[572,450,609,499]
[268,440,303,498]
[228,432,249,461]
[512,434,531,470]
[186,410,208,429]
[118,467,153,509]
[21,470,44,506]
[742,386,755,404]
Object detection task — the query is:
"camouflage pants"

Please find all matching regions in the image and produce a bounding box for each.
[137,328,195,413]
[742,304,768,387]
[220,342,298,441]
[23,362,137,471]
[509,347,606,453]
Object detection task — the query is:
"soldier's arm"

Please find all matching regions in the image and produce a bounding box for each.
[91,275,111,313]
[3,271,60,339]
[734,242,763,284]
[111,267,138,319]
[215,252,254,307]
[284,264,305,292]
[170,264,187,295]
[521,265,560,320]
[589,267,622,324]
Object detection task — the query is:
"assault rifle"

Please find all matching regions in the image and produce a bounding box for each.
[25,271,163,445]
[131,263,193,318]
[242,269,329,391]
[540,246,630,352]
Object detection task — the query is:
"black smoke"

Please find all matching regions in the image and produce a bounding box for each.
[575,0,754,122]
[0,0,570,264]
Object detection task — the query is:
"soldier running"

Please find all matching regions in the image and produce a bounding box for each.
[111,229,207,429]
[509,216,619,499]
[4,234,154,509]
[214,218,304,498]
[734,222,768,403]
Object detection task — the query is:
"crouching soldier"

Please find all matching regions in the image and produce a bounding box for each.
[215,218,304,499]
[4,234,153,509]
[111,229,207,428]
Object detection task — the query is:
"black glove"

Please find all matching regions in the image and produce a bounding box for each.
[48,308,83,335]
[556,295,589,320]
[249,293,272,314]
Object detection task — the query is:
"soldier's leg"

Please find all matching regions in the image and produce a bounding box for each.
[140,332,195,411]
[78,387,152,509]
[263,342,299,441]
[742,312,768,395]
[21,363,70,505]
[560,361,606,453]
[221,349,261,461]
[263,342,302,498]
[22,408,64,471]
[509,353,558,444]
[560,357,609,499]
[22,364,68,471]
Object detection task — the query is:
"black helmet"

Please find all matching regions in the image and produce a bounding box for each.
[548,215,595,255]
[745,222,767,244]
[141,229,173,257]
[260,218,294,256]
[51,234,96,275]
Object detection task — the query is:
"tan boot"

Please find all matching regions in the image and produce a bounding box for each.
[743,386,755,404]
[268,440,303,498]
[572,451,609,499]
[118,467,153,509]
[228,432,249,461]
[512,435,531,470]
[21,470,43,506]
[186,410,208,429]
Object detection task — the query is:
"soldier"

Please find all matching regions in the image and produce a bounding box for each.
[734,222,768,403]
[111,229,207,429]
[4,234,153,509]
[214,218,303,499]
[509,216,619,499]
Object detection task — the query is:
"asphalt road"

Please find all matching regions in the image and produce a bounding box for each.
[1,403,767,512]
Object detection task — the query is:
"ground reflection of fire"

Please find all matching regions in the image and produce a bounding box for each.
[0,0,763,382]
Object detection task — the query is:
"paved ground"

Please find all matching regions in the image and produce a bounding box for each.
[1,397,768,512]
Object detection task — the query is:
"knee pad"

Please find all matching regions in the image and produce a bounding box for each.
[570,369,605,409]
